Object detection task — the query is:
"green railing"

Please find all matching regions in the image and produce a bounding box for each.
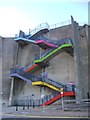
[34,43,73,63]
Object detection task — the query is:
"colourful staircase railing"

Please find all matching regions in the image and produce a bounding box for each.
[15,22,50,45]
[10,73,32,84]
[41,91,75,106]
[12,91,75,106]
[32,81,63,92]
[25,64,39,73]
[34,43,73,64]
[35,40,58,49]
[10,68,74,93]
[11,28,75,106]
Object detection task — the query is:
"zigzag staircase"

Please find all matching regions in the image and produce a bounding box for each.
[17,38,73,74]
[34,38,73,65]
[39,91,75,106]
[10,68,70,92]
[25,64,39,73]
[10,67,75,106]
[24,37,73,73]
[15,22,50,45]
[10,28,75,106]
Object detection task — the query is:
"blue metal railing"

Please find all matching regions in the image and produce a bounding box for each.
[12,88,75,107]
[28,22,50,38]
[10,68,41,82]
[10,68,75,92]
[12,91,60,107]
[16,22,50,40]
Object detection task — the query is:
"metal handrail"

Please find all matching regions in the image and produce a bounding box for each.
[16,20,71,39]
[28,22,50,38]
[12,91,60,106]
[10,68,39,82]
[36,36,73,45]
[35,38,73,60]
[10,67,75,92]
[35,48,54,60]
[50,20,71,29]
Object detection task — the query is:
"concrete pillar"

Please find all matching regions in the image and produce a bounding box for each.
[9,77,14,106]
[0,37,2,113]
[88,2,90,97]
[71,16,82,103]
[85,25,88,46]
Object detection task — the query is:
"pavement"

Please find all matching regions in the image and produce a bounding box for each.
[1,104,90,119]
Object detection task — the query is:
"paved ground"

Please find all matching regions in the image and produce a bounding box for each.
[1,105,90,119]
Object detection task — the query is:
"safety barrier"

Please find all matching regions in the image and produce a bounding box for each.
[10,67,75,92]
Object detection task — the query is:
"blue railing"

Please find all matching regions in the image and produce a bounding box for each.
[12,91,60,107]
[10,68,40,82]
[28,22,50,38]
[10,68,75,92]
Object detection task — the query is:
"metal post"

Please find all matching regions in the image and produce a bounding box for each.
[61,88,64,110]
[22,100,25,110]
[23,104,25,110]
[16,104,18,111]
[33,101,35,108]
[40,48,42,59]
[9,77,14,106]
[28,101,29,109]
[31,94,34,108]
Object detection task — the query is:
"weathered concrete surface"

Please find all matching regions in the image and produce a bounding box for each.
[46,52,75,84]
[78,25,88,99]
[12,40,75,101]
[88,25,90,98]
[0,37,2,112]
[71,16,88,102]
[46,25,72,40]
[2,37,17,105]
[1,21,89,105]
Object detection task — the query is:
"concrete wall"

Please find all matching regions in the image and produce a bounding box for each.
[45,25,75,84]
[13,42,42,100]
[78,25,88,99]
[2,37,17,105]
[1,22,89,105]
[71,16,88,101]
[12,25,75,101]
[88,26,90,98]
[0,37,2,106]
[45,25,72,40]
[46,52,75,84]
[17,43,40,67]
[14,23,88,101]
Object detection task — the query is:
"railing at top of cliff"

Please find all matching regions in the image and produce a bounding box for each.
[50,20,71,29]
[28,20,71,38]
[27,22,50,39]
[15,20,71,39]
[15,20,87,40]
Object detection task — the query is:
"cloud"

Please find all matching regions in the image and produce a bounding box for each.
[0,7,34,37]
